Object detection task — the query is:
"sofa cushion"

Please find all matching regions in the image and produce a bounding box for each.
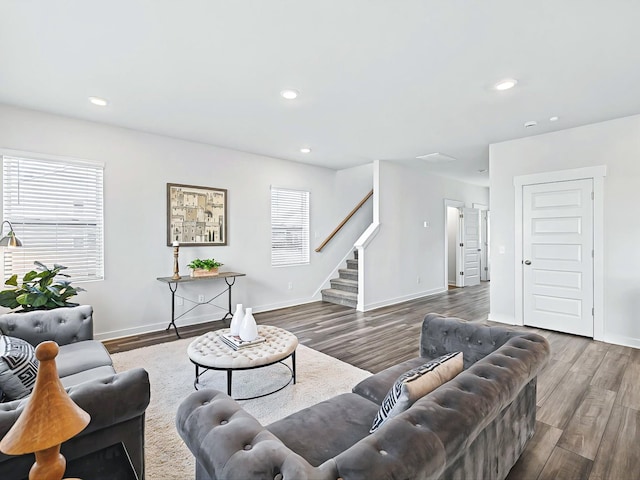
[0,335,38,400]
[370,351,463,433]
[56,340,112,378]
[60,365,116,388]
[267,392,379,467]
[352,356,433,404]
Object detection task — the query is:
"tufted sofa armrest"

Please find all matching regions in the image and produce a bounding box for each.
[0,305,94,346]
[176,389,339,480]
[0,367,150,443]
[420,313,530,368]
[334,332,550,480]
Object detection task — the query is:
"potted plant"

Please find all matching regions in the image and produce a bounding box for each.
[0,262,85,312]
[187,258,223,277]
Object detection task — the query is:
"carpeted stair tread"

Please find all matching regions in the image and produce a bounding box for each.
[321,288,357,308]
[330,278,358,294]
[338,268,358,281]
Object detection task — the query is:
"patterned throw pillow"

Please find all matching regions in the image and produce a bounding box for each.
[370,351,463,433]
[0,335,39,401]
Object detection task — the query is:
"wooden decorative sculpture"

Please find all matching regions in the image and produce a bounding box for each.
[0,341,90,480]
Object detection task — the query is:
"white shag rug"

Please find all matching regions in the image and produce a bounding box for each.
[111,337,371,480]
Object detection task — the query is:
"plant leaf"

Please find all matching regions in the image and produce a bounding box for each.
[33,261,48,271]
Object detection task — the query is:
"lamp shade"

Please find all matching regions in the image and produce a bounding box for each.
[0,221,22,247]
[0,341,90,454]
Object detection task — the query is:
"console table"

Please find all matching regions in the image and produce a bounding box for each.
[157,272,246,338]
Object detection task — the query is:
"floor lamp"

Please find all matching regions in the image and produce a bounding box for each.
[0,341,90,480]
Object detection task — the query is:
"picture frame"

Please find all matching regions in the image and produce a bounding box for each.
[167,183,227,246]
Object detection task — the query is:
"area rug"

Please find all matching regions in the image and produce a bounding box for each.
[111,337,371,480]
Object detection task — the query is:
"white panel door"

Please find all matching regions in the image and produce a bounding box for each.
[523,179,593,336]
[480,210,490,281]
[462,208,480,286]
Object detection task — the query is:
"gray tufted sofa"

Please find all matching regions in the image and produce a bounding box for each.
[0,305,150,479]
[176,313,550,480]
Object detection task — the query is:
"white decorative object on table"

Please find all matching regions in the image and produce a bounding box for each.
[230,304,244,336]
[239,307,258,341]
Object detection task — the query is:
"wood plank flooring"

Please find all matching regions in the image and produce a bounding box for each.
[104,282,640,479]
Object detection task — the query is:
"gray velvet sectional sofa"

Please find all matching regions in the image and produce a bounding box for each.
[177,313,550,480]
[0,305,150,479]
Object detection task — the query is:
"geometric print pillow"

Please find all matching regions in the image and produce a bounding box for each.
[370,351,463,433]
[0,335,39,401]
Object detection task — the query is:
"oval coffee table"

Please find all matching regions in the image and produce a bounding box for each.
[187,325,298,400]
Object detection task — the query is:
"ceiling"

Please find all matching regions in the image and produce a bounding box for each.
[1,1,640,187]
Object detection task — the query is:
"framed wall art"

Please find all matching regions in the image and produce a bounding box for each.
[167,183,227,246]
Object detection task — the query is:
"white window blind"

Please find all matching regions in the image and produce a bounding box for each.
[2,155,104,282]
[271,187,309,267]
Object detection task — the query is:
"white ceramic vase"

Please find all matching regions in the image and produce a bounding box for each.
[239,307,258,341]
[230,304,244,336]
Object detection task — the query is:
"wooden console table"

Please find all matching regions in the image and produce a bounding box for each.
[156,272,246,338]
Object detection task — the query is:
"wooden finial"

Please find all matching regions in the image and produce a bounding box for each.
[0,341,90,480]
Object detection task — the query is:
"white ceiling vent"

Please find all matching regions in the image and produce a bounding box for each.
[416,152,457,163]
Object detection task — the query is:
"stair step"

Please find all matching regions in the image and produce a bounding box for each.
[330,278,358,294]
[338,268,358,281]
[321,288,357,308]
[346,259,358,270]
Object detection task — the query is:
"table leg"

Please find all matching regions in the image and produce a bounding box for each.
[194,364,199,390]
[292,350,296,384]
[227,370,233,396]
[165,282,181,339]
[222,276,237,322]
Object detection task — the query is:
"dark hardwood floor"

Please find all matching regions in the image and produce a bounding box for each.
[104,282,639,479]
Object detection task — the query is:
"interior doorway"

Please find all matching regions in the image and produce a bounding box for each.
[444,200,487,289]
[513,165,605,340]
[473,203,490,281]
[522,179,594,336]
[444,199,464,287]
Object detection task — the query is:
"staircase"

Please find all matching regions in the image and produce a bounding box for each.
[321,250,358,308]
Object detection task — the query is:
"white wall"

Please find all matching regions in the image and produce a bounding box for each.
[0,104,372,339]
[362,161,489,310]
[489,114,640,347]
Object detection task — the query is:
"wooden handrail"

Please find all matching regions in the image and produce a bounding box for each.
[315,189,373,252]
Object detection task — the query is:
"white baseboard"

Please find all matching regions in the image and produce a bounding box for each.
[94,313,222,341]
[363,287,445,312]
[602,333,640,350]
[95,295,323,341]
[487,312,519,325]
[251,295,322,314]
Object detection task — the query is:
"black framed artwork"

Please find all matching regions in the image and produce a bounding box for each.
[166,183,227,246]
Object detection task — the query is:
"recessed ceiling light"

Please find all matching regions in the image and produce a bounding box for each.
[280,89,299,100]
[88,96,109,107]
[524,121,537,128]
[300,147,311,153]
[494,78,518,91]
[549,116,559,122]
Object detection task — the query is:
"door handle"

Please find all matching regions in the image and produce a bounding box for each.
[524,260,532,265]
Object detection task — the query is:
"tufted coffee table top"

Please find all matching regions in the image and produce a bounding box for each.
[187,325,298,369]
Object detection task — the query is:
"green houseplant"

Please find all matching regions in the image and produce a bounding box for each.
[0,262,85,311]
[187,258,223,277]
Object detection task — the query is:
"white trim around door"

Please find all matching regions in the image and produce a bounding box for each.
[514,165,606,340]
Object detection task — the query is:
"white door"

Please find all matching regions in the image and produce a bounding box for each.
[461,208,480,287]
[523,179,593,336]
[480,210,490,281]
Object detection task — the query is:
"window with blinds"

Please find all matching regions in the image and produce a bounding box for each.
[271,187,310,267]
[2,155,104,282]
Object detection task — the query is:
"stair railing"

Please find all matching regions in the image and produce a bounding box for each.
[315,189,373,253]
